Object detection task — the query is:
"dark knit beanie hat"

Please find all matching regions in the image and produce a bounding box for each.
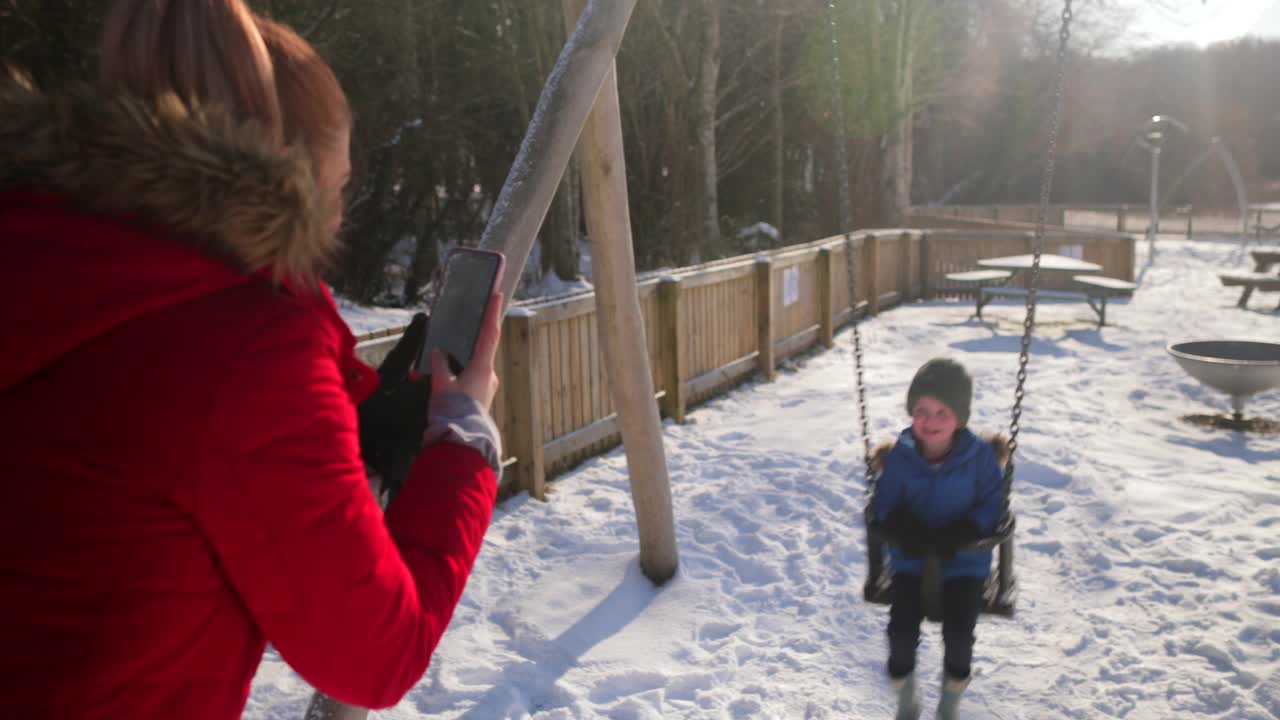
[906,358,972,427]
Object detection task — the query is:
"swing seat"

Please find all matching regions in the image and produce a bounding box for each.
[863,507,1017,622]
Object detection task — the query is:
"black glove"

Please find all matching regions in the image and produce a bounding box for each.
[882,508,933,558]
[933,518,982,559]
[358,312,430,504]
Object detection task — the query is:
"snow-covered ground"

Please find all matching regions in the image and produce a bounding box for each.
[251,237,1279,719]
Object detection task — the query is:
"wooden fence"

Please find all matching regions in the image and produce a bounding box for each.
[910,203,1268,239]
[355,227,1133,499]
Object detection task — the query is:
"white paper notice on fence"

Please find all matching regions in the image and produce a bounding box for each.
[1059,243,1084,259]
[783,266,800,307]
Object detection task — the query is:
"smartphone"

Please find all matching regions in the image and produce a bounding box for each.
[416,248,505,377]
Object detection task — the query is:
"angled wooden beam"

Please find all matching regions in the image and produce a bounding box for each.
[479,0,641,302]
[563,0,678,585]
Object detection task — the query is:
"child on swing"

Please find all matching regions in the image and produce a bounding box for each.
[872,358,1006,720]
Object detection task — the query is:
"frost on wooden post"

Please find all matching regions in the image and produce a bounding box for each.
[478,0,638,301]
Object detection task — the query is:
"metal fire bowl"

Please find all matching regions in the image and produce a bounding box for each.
[1167,340,1280,415]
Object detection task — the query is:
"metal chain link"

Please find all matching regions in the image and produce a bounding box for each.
[825,2,873,487]
[1004,0,1074,513]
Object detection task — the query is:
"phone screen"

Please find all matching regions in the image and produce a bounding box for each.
[418,250,502,376]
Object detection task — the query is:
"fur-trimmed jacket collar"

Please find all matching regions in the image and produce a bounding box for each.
[0,79,335,285]
[869,430,1012,475]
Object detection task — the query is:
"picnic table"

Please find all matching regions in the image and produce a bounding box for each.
[1218,248,1280,309]
[945,253,1135,327]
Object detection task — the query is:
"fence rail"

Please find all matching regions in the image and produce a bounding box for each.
[355,226,1134,499]
[909,203,1278,240]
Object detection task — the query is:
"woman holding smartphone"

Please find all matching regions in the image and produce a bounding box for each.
[0,2,501,718]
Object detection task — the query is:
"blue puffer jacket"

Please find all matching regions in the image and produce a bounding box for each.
[873,427,1004,580]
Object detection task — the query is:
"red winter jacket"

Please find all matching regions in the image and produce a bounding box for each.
[0,84,497,718]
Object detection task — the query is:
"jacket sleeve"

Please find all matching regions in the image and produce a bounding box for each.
[190,308,496,709]
[967,446,1005,535]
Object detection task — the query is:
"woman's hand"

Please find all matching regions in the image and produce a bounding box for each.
[429,292,502,413]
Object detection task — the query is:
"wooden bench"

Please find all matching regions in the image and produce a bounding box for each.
[1219,273,1280,309]
[1251,250,1279,273]
[975,275,1137,327]
[1218,249,1280,309]
[1071,275,1138,326]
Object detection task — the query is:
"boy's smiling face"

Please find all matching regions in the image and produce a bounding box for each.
[911,395,960,458]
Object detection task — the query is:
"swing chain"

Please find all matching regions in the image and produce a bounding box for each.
[845,237,872,489]
[1006,0,1073,504]
[824,1,873,486]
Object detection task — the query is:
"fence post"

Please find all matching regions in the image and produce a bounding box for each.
[755,258,776,380]
[817,247,835,347]
[865,234,880,315]
[658,277,687,422]
[1118,204,1126,232]
[505,309,546,501]
[1186,205,1193,238]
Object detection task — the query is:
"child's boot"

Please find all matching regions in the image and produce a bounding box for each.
[893,673,920,720]
[935,674,969,720]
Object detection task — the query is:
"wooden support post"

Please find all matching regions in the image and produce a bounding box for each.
[755,258,776,380]
[865,234,880,315]
[1118,204,1126,232]
[569,0,677,585]
[817,248,835,347]
[506,309,546,500]
[1186,206,1193,238]
[658,277,687,422]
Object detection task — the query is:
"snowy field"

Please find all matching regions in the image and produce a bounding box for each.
[250,237,1279,719]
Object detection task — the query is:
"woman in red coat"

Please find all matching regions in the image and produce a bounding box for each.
[0,2,501,717]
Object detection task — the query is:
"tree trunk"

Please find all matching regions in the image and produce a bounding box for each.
[770,18,784,242]
[879,0,915,227]
[696,0,721,258]
[541,4,582,283]
[543,155,583,282]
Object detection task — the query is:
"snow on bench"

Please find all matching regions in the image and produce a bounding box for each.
[943,269,1013,284]
[1071,275,1138,294]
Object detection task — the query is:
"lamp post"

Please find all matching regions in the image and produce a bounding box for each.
[1140,114,1189,250]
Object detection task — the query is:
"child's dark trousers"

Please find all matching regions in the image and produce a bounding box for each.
[886,573,984,681]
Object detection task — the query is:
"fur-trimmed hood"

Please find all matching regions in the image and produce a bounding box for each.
[0,80,341,391]
[869,431,1011,475]
[0,79,335,283]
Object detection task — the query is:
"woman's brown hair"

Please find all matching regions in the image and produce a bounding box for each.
[255,16,352,166]
[98,0,282,140]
